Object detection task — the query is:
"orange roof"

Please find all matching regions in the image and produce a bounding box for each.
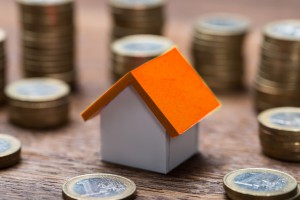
[81,48,220,137]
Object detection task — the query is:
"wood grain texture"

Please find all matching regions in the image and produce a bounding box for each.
[0,0,300,199]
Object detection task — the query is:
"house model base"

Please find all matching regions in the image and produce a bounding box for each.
[101,86,199,174]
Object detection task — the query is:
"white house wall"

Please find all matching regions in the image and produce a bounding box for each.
[100,85,169,173]
[168,124,199,172]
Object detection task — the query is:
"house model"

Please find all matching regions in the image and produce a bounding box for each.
[81,48,219,174]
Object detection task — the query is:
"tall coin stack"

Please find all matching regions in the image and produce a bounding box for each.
[0,30,6,104]
[17,0,76,89]
[258,107,300,162]
[254,20,300,112]
[191,13,250,92]
[111,34,173,81]
[109,0,165,40]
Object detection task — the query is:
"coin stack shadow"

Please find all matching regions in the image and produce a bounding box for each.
[258,107,300,162]
[111,34,173,82]
[0,29,6,104]
[18,0,76,89]
[254,20,300,112]
[191,13,249,92]
[5,78,70,129]
[109,0,165,41]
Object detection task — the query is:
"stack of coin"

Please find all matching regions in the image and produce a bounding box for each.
[0,29,6,104]
[0,134,21,169]
[62,173,136,200]
[111,34,173,81]
[17,0,76,88]
[254,20,300,112]
[223,168,300,200]
[258,107,300,162]
[191,13,250,92]
[109,0,165,40]
[5,78,70,129]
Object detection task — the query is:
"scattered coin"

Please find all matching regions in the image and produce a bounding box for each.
[0,134,21,169]
[111,34,173,81]
[109,0,165,41]
[258,107,300,162]
[254,20,300,112]
[191,13,250,92]
[5,78,70,129]
[223,168,299,200]
[62,173,136,200]
[17,0,77,89]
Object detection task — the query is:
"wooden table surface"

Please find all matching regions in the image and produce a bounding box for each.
[0,0,300,199]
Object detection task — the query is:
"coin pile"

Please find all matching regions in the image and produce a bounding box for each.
[0,134,21,169]
[224,168,300,200]
[0,29,6,104]
[109,0,165,40]
[111,34,173,81]
[254,20,300,112]
[17,0,76,88]
[62,173,136,200]
[5,78,70,129]
[191,13,250,92]
[258,107,300,162]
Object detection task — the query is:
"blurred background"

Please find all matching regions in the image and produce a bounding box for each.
[1,0,300,92]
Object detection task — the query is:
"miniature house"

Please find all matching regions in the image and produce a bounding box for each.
[82,48,219,174]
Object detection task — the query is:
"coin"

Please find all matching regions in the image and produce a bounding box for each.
[109,0,165,40]
[0,134,21,169]
[111,34,173,81]
[5,78,70,129]
[18,0,76,88]
[254,20,300,111]
[191,13,249,92]
[223,168,298,200]
[62,173,136,200]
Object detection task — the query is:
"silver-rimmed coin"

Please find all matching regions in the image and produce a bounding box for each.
[195,13,250,35]
[0,134,21,169]
[109,0,164,10]
[112,34,173,58]
[5,78,70,102]
[264,20,300,41]
[258,107,300,133]
[223,168,298,200]
[17,0,73,6]
[62,173,136,200]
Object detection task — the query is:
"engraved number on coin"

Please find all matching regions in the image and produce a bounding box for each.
[73,178,126,197]
[234,172,287,192]
[0,139,11,153]
[270,112,300,128]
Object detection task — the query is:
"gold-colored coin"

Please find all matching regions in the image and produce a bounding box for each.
[62,173,136,200]
[223,168,298,200]
[0,134,21,169]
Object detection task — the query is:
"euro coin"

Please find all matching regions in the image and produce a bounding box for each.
[0,134,21,169]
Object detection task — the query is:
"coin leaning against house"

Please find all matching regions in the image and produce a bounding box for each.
[62,173,136,200]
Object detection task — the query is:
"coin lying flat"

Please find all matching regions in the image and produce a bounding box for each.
[62,174,136,200]
[258,107,300,162]
[223,168,298,200]
[0,134,21,169]
[111,34,173,82]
